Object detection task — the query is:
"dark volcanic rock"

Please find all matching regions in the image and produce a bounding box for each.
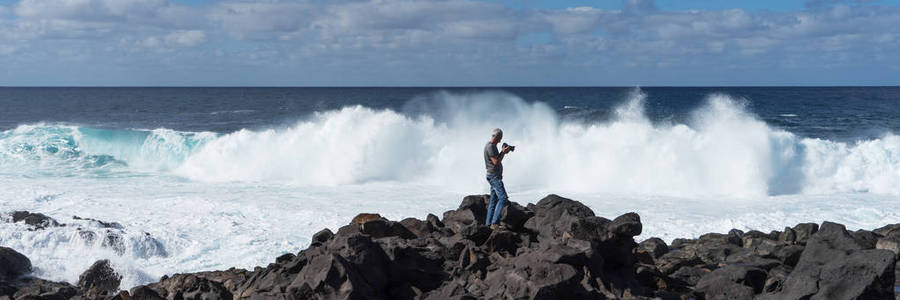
[78,259,122,297]
[481,249,595,299]
[499,201,533,231]
[7,211,60,229]
[763,222,896,299]
[0,247,31,279]
[524,194,595,241]
[11,277,80,299]
[9,194,900,300]
[143,273,232,300]
[694,265,766,299]
[310,228,334,246]
[876,236,900,259]
[637,237,669,259]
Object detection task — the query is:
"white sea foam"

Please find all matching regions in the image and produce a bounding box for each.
[0,90,898,288]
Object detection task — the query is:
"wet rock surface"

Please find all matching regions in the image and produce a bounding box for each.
[2,194,899,299]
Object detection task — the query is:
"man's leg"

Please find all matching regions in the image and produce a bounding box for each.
[486,177,498,226]
[488,177,509,225]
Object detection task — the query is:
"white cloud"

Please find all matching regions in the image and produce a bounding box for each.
[128,30,206,51]
[1,0,899,85]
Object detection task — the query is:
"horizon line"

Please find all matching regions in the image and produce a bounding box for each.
[2,85,900,88]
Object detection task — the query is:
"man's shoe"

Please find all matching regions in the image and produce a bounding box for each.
[489,224,499,230]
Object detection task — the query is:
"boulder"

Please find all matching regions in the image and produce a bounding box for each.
[78,259,122,296]
[339,215,416,240]
[669,266,710,286]
[875,236,900,259]
[458,195,488,221]
[481,251,590,299]
[637,237,669,259]
[287,234,392,299]
[143,273,232,300]
[484,230,520,255]
[130,285,166,300]
[694,265,766,299]
[873,223,900,237]
[851,229,880,249]
[11,278,79,299]
[498,201,533,231]
[791,223,818,245]
[764,222,896,299]
[778,227,796,245]
[400,217,434,238]
[0,247,31,279]
[7,211,60,229]
[310,228,334,246]
[524,194,595,241]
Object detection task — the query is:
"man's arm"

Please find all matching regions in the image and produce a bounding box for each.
[490,146,509,165]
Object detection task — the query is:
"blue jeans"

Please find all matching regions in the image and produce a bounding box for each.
[485,174,508,225]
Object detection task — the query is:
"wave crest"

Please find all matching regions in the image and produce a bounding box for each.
[1,90,898,197]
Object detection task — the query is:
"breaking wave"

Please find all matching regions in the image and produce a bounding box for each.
[1,90,897,197]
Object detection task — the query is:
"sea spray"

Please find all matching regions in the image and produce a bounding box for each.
[1,91,898,196]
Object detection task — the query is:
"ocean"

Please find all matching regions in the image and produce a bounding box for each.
[1,87,898,288]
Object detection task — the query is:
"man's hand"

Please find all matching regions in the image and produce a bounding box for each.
[501,145,511,154]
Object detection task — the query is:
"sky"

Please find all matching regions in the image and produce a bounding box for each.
[0,0,899,86]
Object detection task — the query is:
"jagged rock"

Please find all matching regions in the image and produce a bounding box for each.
[7,211,60,229]
[609,213,642,238]
[638,237,669,259]
[694,265,766,300]
[338,215,416,240]
[484,230,519,255]
[10,195,900,300]
[724,252,782,271]
[11,277,79,299]
[400,217,433,238]
[742,236,779,257]
[778,227,796,245]
[792,223,818,245]
[0,247,31,279]
[763,222,896,299]
[655,251,704,275]
[380,240,448,295]
[873,223,900,237]
[498,201,533,231]
[78,259,122,297]
[669,265,710,286]
[481,250,591,299]
[142,273,232,300]
[442,209,480,233]
[287,233,392,299]
[876,236,900,259]
[770,244,804,267]
[426,213,444,229]
[459,225,492,246]
[130,285,165,300]
[524,194,595,241]
[762,265,790,293]
[852,229,880,249]
[310,228,334,247]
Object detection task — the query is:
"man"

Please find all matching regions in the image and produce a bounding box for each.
[484,128,512,230]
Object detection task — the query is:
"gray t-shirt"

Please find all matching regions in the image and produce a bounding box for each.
[484,142,502,177]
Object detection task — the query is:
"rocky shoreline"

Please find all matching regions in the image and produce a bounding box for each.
[2,194,899,299]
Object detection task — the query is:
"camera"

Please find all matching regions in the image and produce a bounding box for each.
[502,143,515,152]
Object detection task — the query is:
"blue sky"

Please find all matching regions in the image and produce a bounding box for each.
[0,0,899,86]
